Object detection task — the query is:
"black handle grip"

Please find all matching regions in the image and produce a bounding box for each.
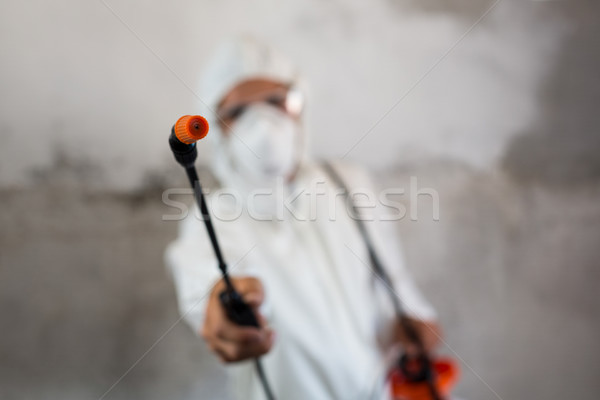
[399,352,433,382]
[219,289,260,328]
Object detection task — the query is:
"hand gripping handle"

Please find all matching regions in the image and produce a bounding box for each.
[219,289,260,328]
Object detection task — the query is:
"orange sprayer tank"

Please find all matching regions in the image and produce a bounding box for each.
[390,357,459,400]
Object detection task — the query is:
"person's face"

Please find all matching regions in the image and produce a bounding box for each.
[216,79,300,134]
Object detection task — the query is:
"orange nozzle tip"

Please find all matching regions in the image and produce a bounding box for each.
[174,115,209,144]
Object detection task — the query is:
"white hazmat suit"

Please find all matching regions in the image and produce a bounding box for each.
[165,37,436,400]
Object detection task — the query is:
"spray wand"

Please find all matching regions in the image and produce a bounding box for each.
[169,115,275,400]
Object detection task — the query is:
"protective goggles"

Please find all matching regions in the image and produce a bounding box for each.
[216,84,304,123]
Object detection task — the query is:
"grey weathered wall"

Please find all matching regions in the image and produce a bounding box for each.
[1,0,599,399]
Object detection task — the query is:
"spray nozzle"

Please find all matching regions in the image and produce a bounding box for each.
[169,115,209,167]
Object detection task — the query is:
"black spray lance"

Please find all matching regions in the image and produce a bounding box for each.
[169,115,275,400]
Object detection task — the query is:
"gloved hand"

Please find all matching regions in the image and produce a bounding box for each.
[395,317,442,356]
[201,277,275,363]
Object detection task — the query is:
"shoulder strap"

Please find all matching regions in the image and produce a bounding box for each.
[320,161,405,318]
[322,163,441,396]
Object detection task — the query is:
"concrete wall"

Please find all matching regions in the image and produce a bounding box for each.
[1,0,599,399]
[0,0,565,189]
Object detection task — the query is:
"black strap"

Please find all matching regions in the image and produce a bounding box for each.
[321,161,405,318]
[321,162,443,400]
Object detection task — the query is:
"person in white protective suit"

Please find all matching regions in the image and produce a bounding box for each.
[165,37,442,400]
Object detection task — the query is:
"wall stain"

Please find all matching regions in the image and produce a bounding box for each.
[502,1,600,186]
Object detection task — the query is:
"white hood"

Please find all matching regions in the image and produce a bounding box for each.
[198,36,306,199]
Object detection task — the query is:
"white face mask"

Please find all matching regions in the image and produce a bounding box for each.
[228,104,301,182]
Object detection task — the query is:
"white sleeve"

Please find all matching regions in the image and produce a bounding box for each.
[165,208,260,334]
[164,213,223,334]
[334,161,437,322]
[370,198,437,322]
